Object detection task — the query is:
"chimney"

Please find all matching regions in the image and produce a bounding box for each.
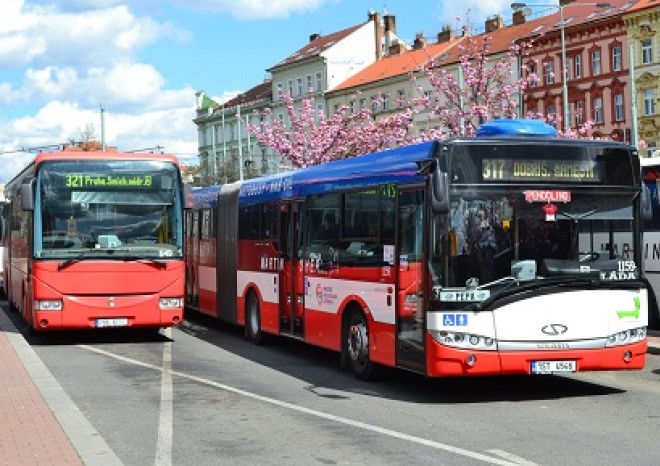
[388,40,405,56]
[384,14,396,34]
[513,11,526,25]
[309,33,320,42]
[413,33,427,50]
[559,0,576,5]
[437,25,454,43]
[384,13,396,53]
[485,15,504,33]
[369,11,384,59]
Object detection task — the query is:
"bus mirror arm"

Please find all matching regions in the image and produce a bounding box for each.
[21,178,35,211]
[431,170,449,214]
[642,186,652,221]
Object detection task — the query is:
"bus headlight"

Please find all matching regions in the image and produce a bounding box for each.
[159,297,183,309]
[34,300,63,311]
[605,327,646,347]
[429,330,497,351]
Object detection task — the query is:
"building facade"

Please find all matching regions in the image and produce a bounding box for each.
[624,0,660,154]
[520,0,636,141]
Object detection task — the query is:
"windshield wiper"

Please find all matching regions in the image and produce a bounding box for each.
[57,253,168,270]
[57,253,88,271]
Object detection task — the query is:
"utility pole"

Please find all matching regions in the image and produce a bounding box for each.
[100,103,106,152]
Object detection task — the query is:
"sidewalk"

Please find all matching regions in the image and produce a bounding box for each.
[0,304,659,466]
[0,305,121,466]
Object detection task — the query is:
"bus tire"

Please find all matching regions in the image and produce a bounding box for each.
[648,288,660,331]
[245,291,266,345]
[343,308,378,381]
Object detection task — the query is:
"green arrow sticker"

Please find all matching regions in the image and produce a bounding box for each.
[617,296,640,320]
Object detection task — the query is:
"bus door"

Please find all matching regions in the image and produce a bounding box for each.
[396,189,426,371]
[279,201,304,338]
[185,210,200,307]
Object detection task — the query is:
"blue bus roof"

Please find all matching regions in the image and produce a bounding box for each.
[239,141,435,203]
[191,185,221,209]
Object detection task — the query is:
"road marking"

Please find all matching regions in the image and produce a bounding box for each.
[79,344,530,466]
[488,449,541,466]
[155,328,173,466]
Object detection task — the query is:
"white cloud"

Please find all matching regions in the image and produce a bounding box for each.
[0,2,186,70]
[169,0,330,20]
[0,1,199,183]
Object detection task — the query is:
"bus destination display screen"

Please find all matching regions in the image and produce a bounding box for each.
[481,158,604,183]
[63,173,156,189]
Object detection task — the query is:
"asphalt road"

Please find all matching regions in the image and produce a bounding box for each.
[7,308,660,466]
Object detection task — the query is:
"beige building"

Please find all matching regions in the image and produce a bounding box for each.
[624,0,660,154]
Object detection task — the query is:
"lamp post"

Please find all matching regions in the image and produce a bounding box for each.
[511,2,611,131]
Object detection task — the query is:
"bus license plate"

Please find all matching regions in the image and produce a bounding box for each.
[96,318,129,328]
[531,360,576,374]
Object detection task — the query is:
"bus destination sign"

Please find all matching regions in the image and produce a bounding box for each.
[482,158,603,182]
[64,173,154,189]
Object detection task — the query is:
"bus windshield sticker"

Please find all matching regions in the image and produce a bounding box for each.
[525,190,571,203]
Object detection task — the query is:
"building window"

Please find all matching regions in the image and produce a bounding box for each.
[573,55,582,78]
[359,98,366,109]
[614,93,624,121]
[576,100,585,126]
[371,95,379,112]
[276,82,283,98]
[593,97,603,123]
[315,72,323,91]
[544,61,554,84]
[644,89,656,115]
[527,63,537,87]
[382,93,390,111]
[397,89,406,107]
[306,75,313,93]
[287,79,294,96]
[296,77,303,96]
[547,104,556,123]
[642,39,653,65]
[612,45,622,71]
[591,49,601,75]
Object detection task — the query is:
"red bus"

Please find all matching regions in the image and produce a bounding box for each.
[3,151,190,333]
[186,119,649,379]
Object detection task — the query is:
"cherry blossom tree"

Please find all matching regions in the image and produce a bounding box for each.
[412,33,533,139]
[246,26,598,170]
[245,91,418,169]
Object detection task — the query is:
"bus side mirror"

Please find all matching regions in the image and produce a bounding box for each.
[20,178,35,211]
[642,185,652,221]
[431,170,449,214]
[183,183,194,210]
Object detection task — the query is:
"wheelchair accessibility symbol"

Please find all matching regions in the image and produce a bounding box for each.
[443,313,468,326]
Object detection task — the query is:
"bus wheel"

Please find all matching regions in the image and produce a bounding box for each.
[344,309,377,381]
[246,292,265,345]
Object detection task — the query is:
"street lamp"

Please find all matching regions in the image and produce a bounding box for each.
[511,2,611,131]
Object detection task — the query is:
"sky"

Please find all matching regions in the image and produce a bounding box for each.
[0,0,520,183]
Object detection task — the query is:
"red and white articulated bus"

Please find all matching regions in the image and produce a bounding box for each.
[186,119,649,379]
[3,151,190,333]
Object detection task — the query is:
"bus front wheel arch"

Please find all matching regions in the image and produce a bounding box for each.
[342,306,378,381]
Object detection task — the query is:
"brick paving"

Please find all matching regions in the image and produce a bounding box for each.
[0,328,82,466]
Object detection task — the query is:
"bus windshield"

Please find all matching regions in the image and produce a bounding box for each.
[34,160,183,260]
[435,188,638,288]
